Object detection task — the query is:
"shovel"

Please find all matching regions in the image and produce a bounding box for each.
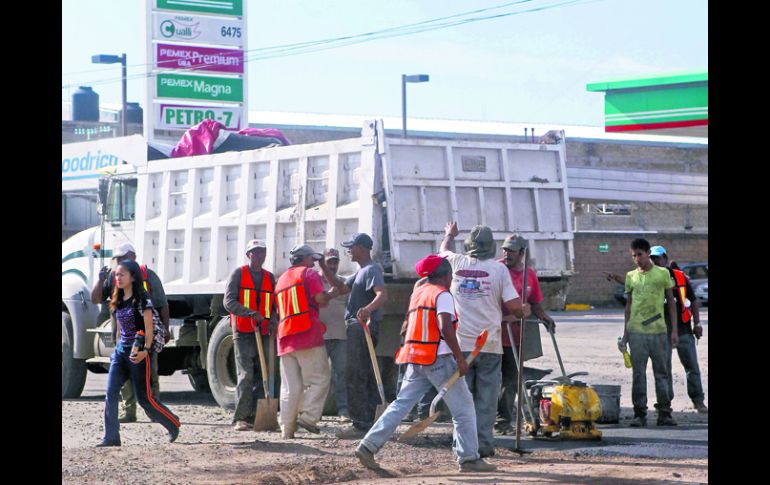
[398,329,489,441]
[358,317,389,421]
[505,320,537,426]
[253,327,278,431]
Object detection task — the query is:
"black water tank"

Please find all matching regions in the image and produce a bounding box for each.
[124,102,143,124]
[72,86,99,122]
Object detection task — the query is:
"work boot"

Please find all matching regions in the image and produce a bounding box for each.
[629,415,647,427]
[233,420,251,431]
[355,444,379,470]
[118,411,137,424]
[297,416,320,434]
[335,425,367,439]
[694,402,708,414]
[656,411,678,426]
[459,458,497,473]
[495,421,515,435]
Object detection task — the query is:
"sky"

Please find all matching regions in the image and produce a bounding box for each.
[61,0,708,127]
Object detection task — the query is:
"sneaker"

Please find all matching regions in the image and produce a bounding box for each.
[233,420,251,431]
[95,440,121,448]
[355,444,379,470]
[168,427,179,443]
[694,403,708,414]
[297,416,320,434]
[339,414,352,424]
[335,425,367,439]
[460,458,497,473]
[495,422,514,435]
[657,414,678,426]
[629,416,647,427]
[118,413,137,424]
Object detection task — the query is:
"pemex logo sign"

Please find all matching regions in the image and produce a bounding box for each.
[153,13,244,47]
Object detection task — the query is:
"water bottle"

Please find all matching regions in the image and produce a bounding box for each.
[617,337,632,368]
[131,330,146,355]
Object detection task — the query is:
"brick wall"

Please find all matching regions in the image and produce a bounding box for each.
[566,232,708,307]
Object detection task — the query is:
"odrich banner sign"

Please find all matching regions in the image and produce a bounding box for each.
[157,43,244,74]
[62,135,147,191]
[153,13,244,47]
[156,103,243,130]
[155,0,242,16]
[157,73,243,102]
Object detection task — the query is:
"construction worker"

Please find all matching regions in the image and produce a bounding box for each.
[323,233,389,439]
[440,222,530,458]
[649,246,707,413]
[319,248,352,422]
[90,242,170,424]
[223,239,278,431]
[354,255,496,473]
[496,234,555,435]
[275,245,339,438]
[622,238,678,427]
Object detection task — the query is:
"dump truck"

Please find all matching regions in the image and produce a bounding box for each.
[61,120,574,409]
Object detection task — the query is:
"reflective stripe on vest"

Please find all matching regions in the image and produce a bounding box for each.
[672,269,692,323]
[232,266,274,334]
[275,266,314,339]
[395,283,457,366]
[139,265,151,293]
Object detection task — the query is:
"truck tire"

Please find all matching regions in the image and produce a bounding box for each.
[207,317,237,410]
[187,369,211,393]
[62,312,87,398]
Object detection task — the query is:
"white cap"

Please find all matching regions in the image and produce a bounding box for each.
[113,242,136,259]
[246,239,267,254]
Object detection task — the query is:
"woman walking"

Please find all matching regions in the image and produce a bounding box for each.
[97,260,181,447]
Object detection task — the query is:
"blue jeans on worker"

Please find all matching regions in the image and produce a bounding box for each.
[360,355,480,464]
[463,351,501,457]
[628,333,671,416]
[666,332,705,405]
[102,346,180,445]
[325,338,349,416]
[345,318,380,430]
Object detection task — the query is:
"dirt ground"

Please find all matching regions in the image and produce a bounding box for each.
[62,310,708,484]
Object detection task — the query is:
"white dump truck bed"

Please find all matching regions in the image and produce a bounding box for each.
[134,120,573,295]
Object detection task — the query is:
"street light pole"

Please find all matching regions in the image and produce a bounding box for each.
[401,74,429,139]
[121,53,127,137]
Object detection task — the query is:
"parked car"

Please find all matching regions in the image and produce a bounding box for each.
[613,262,708,307]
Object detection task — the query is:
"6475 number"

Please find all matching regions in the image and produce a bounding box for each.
[221,26,242,38]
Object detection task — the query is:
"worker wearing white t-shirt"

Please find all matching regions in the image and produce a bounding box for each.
[440,222,530,459]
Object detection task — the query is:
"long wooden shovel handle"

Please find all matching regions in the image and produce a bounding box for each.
[255,328,270,390]
[358,317,387,405]
[429,329,488,415]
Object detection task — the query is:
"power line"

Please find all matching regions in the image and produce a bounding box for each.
[62,0,604,90]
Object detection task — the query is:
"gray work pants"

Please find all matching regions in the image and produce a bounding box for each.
[628,332,672,416]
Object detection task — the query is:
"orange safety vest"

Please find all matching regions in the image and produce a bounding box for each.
[671,269,692,324]
[395,283,458,366]
[232,266,274,334]
[275,266,318,339]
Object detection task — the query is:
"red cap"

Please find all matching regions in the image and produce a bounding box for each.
[415,254,446,277]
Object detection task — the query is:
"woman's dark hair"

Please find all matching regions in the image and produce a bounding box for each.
[109,260,148,316]
[428,259,452,282]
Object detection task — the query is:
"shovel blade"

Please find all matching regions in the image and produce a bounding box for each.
[398,412,439,441]
[253,397,279,431]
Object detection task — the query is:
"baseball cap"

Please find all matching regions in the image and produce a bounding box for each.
[290,244,323,260]
[650,245,667,257]
[246,239,267,254]
[341,233,373,249]
[113,242,136,259]
[502,234,528,251]
[324,248,340,260]
[415,254,446,277]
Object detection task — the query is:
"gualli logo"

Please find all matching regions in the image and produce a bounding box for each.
[159,19,201,40]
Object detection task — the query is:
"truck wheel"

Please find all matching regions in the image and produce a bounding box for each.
[207,317,237,410]
[187,369,211,393]
[62,312,87,398]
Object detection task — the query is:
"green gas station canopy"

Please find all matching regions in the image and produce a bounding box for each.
[587,71,707,137]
